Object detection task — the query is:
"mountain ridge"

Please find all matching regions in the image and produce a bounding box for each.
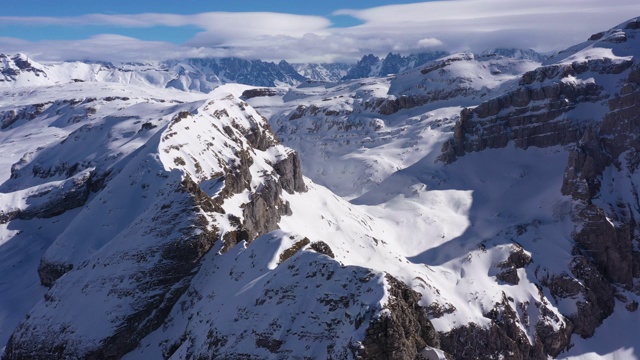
[1,49,549,89]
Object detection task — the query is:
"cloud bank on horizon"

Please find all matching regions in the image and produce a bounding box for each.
[0,0,638,63]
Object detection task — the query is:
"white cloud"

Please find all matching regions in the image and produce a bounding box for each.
[417,38,444,48]
[186,12,331,46]
[333,0,640,53]
[0,1,638,63]
[0,35,227,63]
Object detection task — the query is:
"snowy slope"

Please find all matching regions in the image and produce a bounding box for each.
[0,82,208,350]
[250,53,540,198]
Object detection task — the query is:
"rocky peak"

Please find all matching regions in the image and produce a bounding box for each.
[2,85,307,359]
[342,51,449,81]
[0,53,46,79]
[290,62,350,82]
[343,54,381,80]
[481,48,549,62]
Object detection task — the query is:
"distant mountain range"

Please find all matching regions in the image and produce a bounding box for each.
[1,49,549,89]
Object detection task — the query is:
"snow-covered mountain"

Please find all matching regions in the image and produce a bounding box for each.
[257,52,542,197]
[2,17,640,360]
[291,62,351,82]
[0,54,307,91]
[342,52,449,80]
[481,48,549,62]
[163,57,307,89]
[0,51,543,90]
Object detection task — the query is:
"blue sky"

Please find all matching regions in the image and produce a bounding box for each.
[0,0,638,63]
[1,0,402,42]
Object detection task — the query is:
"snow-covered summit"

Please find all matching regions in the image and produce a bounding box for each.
[0,53,46,80]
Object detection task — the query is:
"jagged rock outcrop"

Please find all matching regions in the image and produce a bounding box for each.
[309,241,335,259]
[240,87,279,99]
[561,62,640,291]
[360,275,441,360]
[273,151,307,194]
[440,322,529,360]
[439,30,636,164]
[342,52,448,80]
[436,19,640,351]
[440,291,572,360]
[496,245,532,285]
[291,62,350,82]
[242,177,291,239]
[158,57,308,89]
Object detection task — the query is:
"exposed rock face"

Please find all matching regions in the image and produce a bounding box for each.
[343,54,381,80]
[164,57,307,88]
[273,151,307,194]
[439,45,636,163]
[1,102,50,129]
[36,261,73,289]
[242,177,291,239]
[561,62,640,291]
[437,20,640,353]
[291,62,351,82]
[2,90,308,360]
[440,322,529,360]
[360,275,441,360]
[567,256,615,337]
[440,292,572,360]
[0,169,93,229]
[342,52,448,80]
[218,149,305,252]
[310,241,335,259]
[241,88,279,99]
[496,245,532,285]
[438,64,606,163]
[277,237,311,264]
